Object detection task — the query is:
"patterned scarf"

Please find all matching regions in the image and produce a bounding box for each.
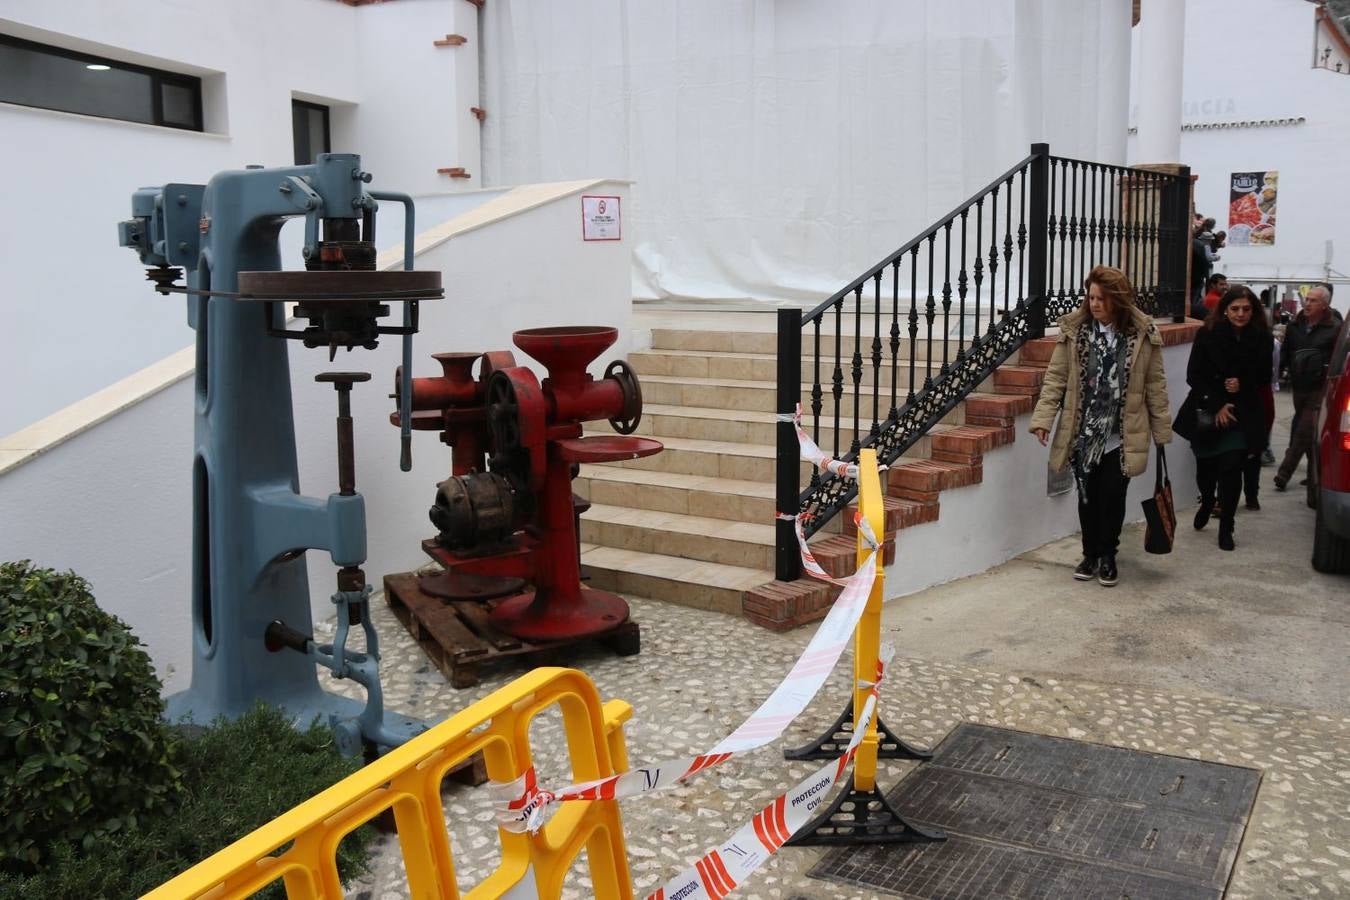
[1072,321,1128,496]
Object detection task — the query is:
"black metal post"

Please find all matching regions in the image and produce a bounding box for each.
[775,306,803,582]
[1027,143,1050,338]
[1161,166,1191,323]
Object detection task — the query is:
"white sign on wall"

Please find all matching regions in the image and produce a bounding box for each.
[581,195,621,241]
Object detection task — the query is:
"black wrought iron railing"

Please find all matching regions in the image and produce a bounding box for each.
[774,143,1191,580]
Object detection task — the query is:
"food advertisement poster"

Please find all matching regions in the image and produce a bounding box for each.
[1228,171,1277,246]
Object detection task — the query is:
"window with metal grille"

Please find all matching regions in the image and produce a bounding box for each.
[292,100,331,165]
[0,33,202,130]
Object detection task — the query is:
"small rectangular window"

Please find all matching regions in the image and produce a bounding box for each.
[292,100,331,166]
[0,34,202,131]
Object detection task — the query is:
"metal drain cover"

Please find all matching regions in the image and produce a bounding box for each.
[809,724,1261,899]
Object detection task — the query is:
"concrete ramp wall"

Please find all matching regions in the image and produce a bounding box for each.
[885,338,1200,599]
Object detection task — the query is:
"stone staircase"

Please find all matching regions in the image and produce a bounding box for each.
[576,309,1052,630]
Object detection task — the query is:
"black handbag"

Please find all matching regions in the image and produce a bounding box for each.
[1141,446,1175,555]
[1173,390,1217,442]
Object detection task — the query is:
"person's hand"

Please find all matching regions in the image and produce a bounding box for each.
[1031,427,1049,446]
[1224,377,1240,393]
[1216,404,1237,428]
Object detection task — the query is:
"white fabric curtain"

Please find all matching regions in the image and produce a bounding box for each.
[481,0,1131,304]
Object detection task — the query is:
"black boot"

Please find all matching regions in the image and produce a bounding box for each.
[1218,519,1235,551]
[1193,501,1213,530]
[1074,557,1098,581]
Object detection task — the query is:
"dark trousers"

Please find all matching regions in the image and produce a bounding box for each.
[1078,447,1130,559]
[1198,449,1245,530]
[1277,389,1322,485]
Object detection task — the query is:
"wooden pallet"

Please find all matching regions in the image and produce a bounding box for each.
[383,572,641,689]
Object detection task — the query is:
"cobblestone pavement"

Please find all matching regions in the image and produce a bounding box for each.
[324,569,1350,899]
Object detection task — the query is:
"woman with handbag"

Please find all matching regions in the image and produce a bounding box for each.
[1030,266,1173,587]
[1183,285,1270,550]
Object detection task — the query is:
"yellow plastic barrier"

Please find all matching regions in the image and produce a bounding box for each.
[142,668,635,900]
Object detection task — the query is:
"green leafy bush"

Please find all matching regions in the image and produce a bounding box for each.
[0,705,374,899]
[0,560,181,872]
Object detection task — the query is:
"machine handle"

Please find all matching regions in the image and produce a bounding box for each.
[604,360,643,435]
[265,620,311,653]
[370,190,418,472]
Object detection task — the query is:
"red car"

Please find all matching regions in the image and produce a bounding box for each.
[1313,316,1350,572]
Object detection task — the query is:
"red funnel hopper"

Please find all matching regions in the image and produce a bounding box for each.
[513,326,617,385]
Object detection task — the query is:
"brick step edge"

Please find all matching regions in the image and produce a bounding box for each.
[742,578,841,631]
[740,357,1033,630]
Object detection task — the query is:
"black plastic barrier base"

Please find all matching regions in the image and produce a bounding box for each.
[784,774,947,847]
[784,699,933,762]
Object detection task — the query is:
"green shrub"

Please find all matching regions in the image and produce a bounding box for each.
[0,700,375,899]
[0,561,375,898]
[0,560,181,873]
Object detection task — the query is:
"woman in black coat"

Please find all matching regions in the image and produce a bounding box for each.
[1185,285,1272,549]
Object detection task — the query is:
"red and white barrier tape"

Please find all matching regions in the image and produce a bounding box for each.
[776,406,859,479]
[643,645,894,900]
[492,531,877,832]
[491,413,885,834]
[776,510,872,586]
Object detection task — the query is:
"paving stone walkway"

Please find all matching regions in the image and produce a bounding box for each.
[327,573,1349,899]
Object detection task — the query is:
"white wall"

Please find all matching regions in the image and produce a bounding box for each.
[0,0,478,436]
[481,0,1133,306]
[0,181,632,692]
[1127,0,1350,284]
[886,338,1198,598]
[347,0,481,198]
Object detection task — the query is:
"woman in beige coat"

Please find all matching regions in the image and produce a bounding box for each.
[1029,266,1172,587]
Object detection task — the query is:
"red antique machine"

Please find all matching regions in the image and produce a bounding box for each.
[391,326,660,662]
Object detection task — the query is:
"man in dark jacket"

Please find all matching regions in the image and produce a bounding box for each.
[1274,285,1341,491]
[1190,228,1212,318]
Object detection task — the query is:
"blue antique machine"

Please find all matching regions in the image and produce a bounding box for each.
[118,153,441,756]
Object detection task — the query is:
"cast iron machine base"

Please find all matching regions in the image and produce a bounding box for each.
[119,154,441,756]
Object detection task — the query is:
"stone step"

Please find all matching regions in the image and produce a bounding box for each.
[650,328,976,358]
[593,423,957,482]
[605,311,1047,632]
[630,348,949,386]
[640,374,981,416]
[580,503,778,570]
[573,465,785,530]
[579,542,770,616]
[587,404,937,455]
[600,435,803,481]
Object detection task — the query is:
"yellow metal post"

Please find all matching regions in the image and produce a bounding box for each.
[851,449,884,792]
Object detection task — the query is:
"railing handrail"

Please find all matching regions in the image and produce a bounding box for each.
[777,141,1194,579]
[1047,153,1182,175]
[803,152,1040,324]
